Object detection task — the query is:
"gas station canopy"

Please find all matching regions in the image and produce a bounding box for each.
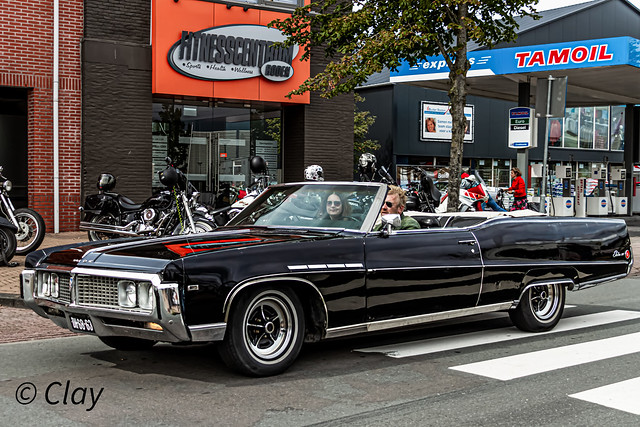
[390,37,640,107]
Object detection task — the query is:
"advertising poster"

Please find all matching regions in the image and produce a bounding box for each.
[421,102,474,142]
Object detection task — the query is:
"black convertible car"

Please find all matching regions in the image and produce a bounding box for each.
[21,182,632,376]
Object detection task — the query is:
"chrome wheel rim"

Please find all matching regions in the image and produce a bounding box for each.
[528,284,560,321]
[243,291,296,363]
[14,213,37,247]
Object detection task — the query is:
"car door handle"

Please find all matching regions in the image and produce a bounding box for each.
[458,239,476,245]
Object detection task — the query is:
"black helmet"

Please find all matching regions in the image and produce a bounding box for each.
[250,156,267,174]
[97,173,116,192]
[159,166,179,188]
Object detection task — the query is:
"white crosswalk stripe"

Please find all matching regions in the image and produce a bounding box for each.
[355,309,640,358]
[569,377,640,415]
[449,331,640,380]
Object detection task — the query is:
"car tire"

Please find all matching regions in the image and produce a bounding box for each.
[98,336,157,351]
[509,282,565,332]
[219,287,305,377]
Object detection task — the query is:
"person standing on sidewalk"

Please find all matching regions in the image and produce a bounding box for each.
[506,167,528,210]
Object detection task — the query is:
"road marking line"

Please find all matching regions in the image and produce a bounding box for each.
[569,377,640,415]
[355,310,640,358]
[450,331,640,380]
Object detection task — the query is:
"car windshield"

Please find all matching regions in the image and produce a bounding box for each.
[227,183,382,231]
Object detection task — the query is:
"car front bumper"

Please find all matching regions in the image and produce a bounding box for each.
[20,268,226,343]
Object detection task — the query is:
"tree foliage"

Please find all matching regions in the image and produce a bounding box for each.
[354,93,379,169]
[271,0,538,211]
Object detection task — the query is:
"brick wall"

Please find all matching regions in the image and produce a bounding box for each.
[0,0,84,231]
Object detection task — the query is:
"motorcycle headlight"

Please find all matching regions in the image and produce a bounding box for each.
[118,280,137,308]
[3,180,12,192]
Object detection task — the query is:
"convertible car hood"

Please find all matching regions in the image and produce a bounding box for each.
[28,227,344,271]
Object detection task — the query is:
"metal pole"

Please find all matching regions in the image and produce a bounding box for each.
[540,75,554,214]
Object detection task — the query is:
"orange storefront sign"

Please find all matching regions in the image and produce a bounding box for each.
[152,0,310,104]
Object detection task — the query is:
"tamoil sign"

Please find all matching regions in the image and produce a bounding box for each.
[168,25,298,82]
[390,37,640,81]
[508,107,536,149]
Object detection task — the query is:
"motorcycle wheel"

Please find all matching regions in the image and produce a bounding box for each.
[171,217,217,235]
[0,227,17,264]
[14,208,46,255]
[88,214,119,241]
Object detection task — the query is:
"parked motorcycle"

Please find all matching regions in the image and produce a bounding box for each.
[79,158,217,241]
[0,217,17,266]
[405,167,442,213]
[227,156,271,219]
[0,166,46,254]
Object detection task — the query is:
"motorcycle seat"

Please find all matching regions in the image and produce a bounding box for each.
[421,175,441,207]
[118,195,142,210]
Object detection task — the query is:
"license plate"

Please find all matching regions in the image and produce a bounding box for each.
[69,314,95,333]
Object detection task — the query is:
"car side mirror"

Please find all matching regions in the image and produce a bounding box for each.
[380,214,401,237]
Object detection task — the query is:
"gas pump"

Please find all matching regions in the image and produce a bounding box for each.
[586,167,608,216]
[610,167,627,215]
[551,165,574,216]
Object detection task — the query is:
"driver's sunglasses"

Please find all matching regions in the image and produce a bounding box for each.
[327,200,342,207]
[385,201,395,208]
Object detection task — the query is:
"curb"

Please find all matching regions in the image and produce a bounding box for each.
[0,293,25,309]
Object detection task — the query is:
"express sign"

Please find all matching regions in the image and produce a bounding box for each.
[390,37,640,82]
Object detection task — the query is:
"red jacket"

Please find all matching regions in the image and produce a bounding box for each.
[508,176,526,198]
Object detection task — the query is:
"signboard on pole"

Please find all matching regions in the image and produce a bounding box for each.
[508,107,537,149]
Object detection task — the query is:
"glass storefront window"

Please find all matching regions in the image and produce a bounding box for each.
[548,118,563,147]
[579,107,594,149]
[563,108,579,148]
[152,100,282,204]
[594,106,609,150]
[611,106,625,151]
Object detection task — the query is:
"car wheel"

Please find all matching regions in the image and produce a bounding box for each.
[219,287,305,376]
[509,282,565,332]
[98,336,157,351]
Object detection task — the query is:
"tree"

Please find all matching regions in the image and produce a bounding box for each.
[354,93,379,173]
[271,0,538,211]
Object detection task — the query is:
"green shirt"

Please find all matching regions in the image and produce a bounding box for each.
[373,213,420,231]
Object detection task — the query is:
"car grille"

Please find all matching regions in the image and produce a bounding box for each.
[57,274,71,304]
[76,274,120,307]
[37,272,153,313]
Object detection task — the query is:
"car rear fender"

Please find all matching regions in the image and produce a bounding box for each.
[517,267,578,305]
[223,277,329,342]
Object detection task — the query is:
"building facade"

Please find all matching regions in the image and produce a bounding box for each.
[1,0,354,232]
[0,0,83,231]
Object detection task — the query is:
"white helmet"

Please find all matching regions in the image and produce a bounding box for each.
[304,164,324,181]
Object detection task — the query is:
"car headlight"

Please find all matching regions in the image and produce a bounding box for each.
[118,280,137,308]
[3,180,12,192]
[137,282,155,310]
[37,272,58,298]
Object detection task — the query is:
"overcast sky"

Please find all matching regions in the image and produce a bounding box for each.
[534,0,640,11]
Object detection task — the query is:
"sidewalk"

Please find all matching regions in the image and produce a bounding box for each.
[0,231,87,307]
[2,219,640,307]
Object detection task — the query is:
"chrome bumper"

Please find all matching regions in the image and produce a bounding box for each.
[21,269,226,343]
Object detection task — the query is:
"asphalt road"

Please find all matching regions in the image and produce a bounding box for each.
[1,278,639,425]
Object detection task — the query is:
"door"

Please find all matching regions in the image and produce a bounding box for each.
[364,229,482,321]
